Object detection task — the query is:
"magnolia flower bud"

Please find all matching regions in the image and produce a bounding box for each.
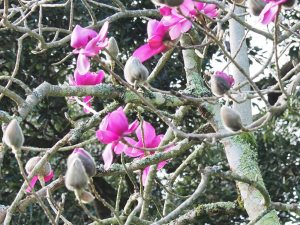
[211,71,235,97]
[78,190,95,204]
[106,37,119,61]
[220,106,244,132]
[282,0,295,8]
[67,148,96,177]
[248,0,266,16]
[65,158,88,191]
[25,156,51,177]
[3,119,24,152]
[124,56,149,85]
[151,0,184,7]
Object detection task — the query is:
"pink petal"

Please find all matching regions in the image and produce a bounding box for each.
[113,141,127,155]
[133,44,167,63]
[102,144,114,170]
[74,69,105,85]
[127,120,139,133]
[96,130,120,144]
[148,35,164,49]
[182,0,195,11]
[83,96,93,114]
[169,24,183,40]
[142,166,150,186]
[181,20,193,33]
[84,37,101,57]
[123,138,144,157]
[97,21,109,42]
[107,107,129,135]
[149,134,164,148]
[26,175,39,193]
[203,4,217,14]
[161,15,181,27]
[158,160,167,170]
[259,2,279,25]
[147,20,160,39]
[83,22,109,56]
[99,114,109,130]
[44,170,54,182]
[136,121,156,147]
[159,6,172,16]
[71,25,97,49]
[195,2,204,10]
[77,54,90,75]
[69,76,76,86]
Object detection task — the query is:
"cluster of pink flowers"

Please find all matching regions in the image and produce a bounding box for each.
[69,22,109,113]
[96,107,171,185]
[133,0,218,62]
[259,0,289,25]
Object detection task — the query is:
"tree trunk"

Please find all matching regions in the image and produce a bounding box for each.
[211,5,281,224]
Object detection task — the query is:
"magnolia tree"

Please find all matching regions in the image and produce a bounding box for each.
[0,0,299,224]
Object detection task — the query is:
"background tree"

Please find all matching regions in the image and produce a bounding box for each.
[0,0,299,224]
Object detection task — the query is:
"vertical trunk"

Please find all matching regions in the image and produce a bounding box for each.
[212,5,281,224]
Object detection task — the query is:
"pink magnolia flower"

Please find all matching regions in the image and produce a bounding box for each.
[259,0,287,24]
[133,19,170,63]
[194,2,218,18]
[160,0,218,40]
[71,22,109,75]
[69,69,105,113]
[97,107,139,170]
[160,6,193,40]
[116,121,171,186]
[71,25,98,49]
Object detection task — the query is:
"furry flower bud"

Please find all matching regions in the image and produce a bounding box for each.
[220,106,244,132]
[282,0,295,8]
[106,37,119,61]
[124,56,149,85]
[78,190,95,204]
[211,71,235,97]
[65,158,88,191]
[3,119,24,151]
[25,156,52,177]
[67,148,96,177]
[248,0,266,16]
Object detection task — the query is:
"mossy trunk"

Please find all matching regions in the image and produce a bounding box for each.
[214,5,280,224]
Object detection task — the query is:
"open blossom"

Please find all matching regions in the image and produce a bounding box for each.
[160,0,218,40]
[115,121,172,186]
[258,0,287,24]
[71,25,98,49]
[133,19,170,63]
[96,107,139,170]
[71,22,109,75]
